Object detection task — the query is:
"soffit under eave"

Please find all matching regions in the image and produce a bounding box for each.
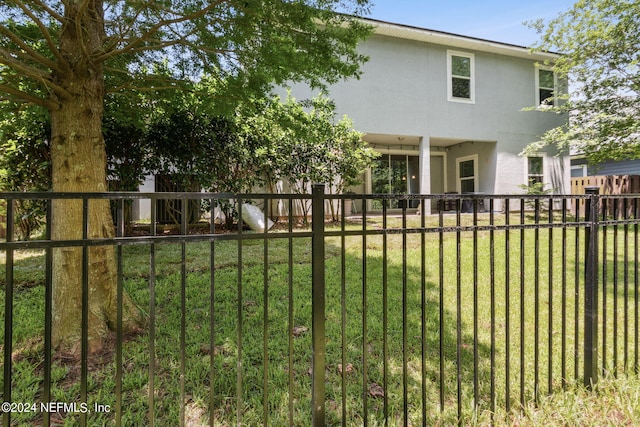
[368,21,559,63]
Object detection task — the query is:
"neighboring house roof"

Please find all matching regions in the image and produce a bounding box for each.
[360,16,559,62]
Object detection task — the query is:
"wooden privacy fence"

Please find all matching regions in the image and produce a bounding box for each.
[572,175,640,218]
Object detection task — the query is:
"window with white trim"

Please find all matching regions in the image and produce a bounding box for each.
[571,164,587,178]
[448,51,474,103]
[527,156,544,185]
[536,67,556,107]
[456,155,478,193]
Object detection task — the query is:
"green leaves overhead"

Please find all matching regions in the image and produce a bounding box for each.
[530,0,640,164]
[0,1,372,112]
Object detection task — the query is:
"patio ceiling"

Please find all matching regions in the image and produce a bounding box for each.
[362,133,495,150]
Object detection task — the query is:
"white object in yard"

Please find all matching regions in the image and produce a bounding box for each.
[241,203,274,233]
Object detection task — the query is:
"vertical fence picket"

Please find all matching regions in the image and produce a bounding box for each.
[288,197,295,427]
[311,184,326,427]
[614,199,620,376]
[44,198,53,427]
[236,197,244,426]
[489,199,496,421]
[401,201,409,426]
[80,198,89,427]
[207,196,216,427]
[472,199,479,413]
[455,203,463,423]
[179,197,187,427]
[262,197,269,427]
[504,198,511,413]
[2,198,14,427]
[584,187,600,388]
[438,201,445,414]
[534,198,540,402]
[2,190,640,425]
[519,199,526,407]
[149,197,157,427]
[635,198,640,375]
[420,199,427,425]
[602,197,609,375]
[116,199,125,427]
[548,197,554,396]
[624,198,630,371]
[561,199,568,390]
[340,197,348,427]
[382,199,389,423]
[575,198,582,382]
[209,197,216,427]
[361,195,368,426]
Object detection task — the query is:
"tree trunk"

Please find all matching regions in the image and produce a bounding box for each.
[49,0,144,356]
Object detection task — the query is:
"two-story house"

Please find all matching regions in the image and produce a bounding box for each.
[284,17,570,212]
[133,17,569,220]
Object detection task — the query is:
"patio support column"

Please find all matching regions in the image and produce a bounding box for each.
[419,137,431,213]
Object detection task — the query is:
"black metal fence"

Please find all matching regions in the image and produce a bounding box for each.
[1,186,640,426]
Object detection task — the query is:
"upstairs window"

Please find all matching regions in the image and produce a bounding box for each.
[536,67,556,107]
[448,51,474,103]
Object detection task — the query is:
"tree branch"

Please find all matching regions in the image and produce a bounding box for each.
[0,24,64,74]
[0,47,51,79]
[96,0,228,62]
[0,50,73,101]
[19,0,65,23]
[0,83,59,110]
[11,0,69,71]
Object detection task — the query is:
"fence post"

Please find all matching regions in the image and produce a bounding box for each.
[584,186,600,388]
[311,184,326,426]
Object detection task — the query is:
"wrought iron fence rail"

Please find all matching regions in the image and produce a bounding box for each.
[0,231,315,252]
[1,188,640,426]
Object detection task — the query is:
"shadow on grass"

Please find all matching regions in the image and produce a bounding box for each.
[320,238,493,425]
[0,234,521,426]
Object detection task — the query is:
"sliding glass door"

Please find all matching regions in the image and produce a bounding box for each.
[371,154,420,209]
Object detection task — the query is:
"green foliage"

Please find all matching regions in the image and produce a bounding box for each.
[518,179,555,212]
[518,180,555,196]
[248,93,379,220]
[0,104,50,239]
[147,111,259,194]
[146,110,264,227]
[0,1,373,112]
[528,0,640,165]
[0,0,374,230]
[0,91,374,228]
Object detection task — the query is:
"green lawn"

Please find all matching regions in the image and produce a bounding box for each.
[1,214,640,425]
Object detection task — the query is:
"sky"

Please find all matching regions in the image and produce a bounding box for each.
[365,0,577,47]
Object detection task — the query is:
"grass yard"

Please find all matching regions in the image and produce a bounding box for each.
[1,213,640,425]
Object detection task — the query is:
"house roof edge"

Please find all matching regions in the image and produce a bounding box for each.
[358,16,560,62]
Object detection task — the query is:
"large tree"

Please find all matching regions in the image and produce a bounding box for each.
[527,0,640,165]
[0,1,371,355]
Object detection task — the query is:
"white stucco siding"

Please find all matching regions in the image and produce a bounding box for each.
[426,49,561,142]
[329,35,432,137]
[494,151,527,194]
[286,33,565,141]
[445,140,496,193]
[279,18,569,199]
[494,147,570,196]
